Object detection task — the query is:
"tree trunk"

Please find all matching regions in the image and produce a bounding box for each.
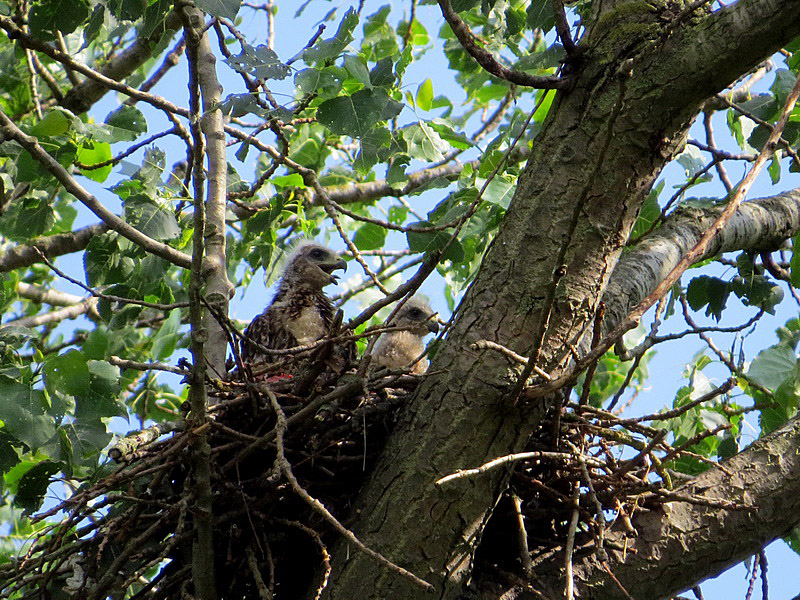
[325,1,800,598]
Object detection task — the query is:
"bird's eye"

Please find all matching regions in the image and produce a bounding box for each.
[409,308,423,318]
[309,248,325,259]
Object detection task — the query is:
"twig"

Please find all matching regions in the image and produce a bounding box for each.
[564,481,580,600]
[551,0,578,55]
[266,388,435,592]
[471,340,551,379]
[511,494,532,578]
[34,249,189,311]
[245,545,272,600]
[108,355,190,376]
[435,451,603,485]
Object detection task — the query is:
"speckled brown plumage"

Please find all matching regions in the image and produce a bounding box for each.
[241,242,347,364]
[373,297,439,374]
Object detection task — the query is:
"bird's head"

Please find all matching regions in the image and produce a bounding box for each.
[393,297,439,336]
[284,242,347,288]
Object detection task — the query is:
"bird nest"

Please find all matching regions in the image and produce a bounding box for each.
[0,367,742,600]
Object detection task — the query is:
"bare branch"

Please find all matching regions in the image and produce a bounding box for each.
[3,298,97,328]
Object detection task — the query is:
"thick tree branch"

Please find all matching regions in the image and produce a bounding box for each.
[193,12,232,379]
[16,283,85,306]
[61,34,167,114]
[0,111,191,269]
[0,224,107,273]
[5,298,97,328]
[534,415,800,599]
[603,188,800,340]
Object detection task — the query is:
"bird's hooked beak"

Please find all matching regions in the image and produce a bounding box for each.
[426,318,440,334]
[322,258,347,284]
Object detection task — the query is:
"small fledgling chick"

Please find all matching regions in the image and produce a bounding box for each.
[373,297,439,374]
[242,242,346,363]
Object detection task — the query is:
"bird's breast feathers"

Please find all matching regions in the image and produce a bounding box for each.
[286,304,327,346]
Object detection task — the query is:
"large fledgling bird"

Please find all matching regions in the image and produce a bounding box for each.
[241,242,347,364]
[373,297,439,374]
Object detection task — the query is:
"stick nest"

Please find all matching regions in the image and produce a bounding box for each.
[0,369,737,600]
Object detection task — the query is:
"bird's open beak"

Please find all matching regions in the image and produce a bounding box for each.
[323,258,347,284]
[427,319,440,334]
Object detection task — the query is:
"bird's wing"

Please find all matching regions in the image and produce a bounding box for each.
[241,306,297,362]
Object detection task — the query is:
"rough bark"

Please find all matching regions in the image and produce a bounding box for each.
[533,414,800,600]
[325,1,800,599]
[604,189,800,335]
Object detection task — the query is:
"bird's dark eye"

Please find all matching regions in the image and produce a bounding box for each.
[310,248,325,259]
[409,308,423,318]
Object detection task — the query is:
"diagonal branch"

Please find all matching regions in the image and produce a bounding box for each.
[0,111,191,269]
[437,0,568,89]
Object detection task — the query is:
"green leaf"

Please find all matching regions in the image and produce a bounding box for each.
[2,197,55,241]
[482,177,516,209]
[225,44,290,80]
[152,309,182,361]
[124,195,180,240]
[403,122,449,161]
[451,0,480,10]
[676,145,706,178]
[406,222,464,262]
[526,1,555,32]
[0,382,55,451]
[76,141,113,183]
[76,361,123,421]
[344,54,372,88]
[14,460,62,513]
[629,181,664,241]
[354,127,393,172]
[85,232,126,287]
[271,173,306,188]
[353,223,386,251]
[515,44,565,71]
[790,234,800,288]
[387,156,410,188]
[107,0,146,21]
[31,109,73,137]
[105,105,148,141]
[193,0,240,19]
[738,94,777,121]
[82,4,105,47]
[428,120,473,150]
[0,431,22,474]
[304,8,359,63]
[369,57,395,87]
[45,350,90,397]
[767,150,781,185]
[140,0,173,38]
[416,79,434,112]
[748,344,797,391]
[686,275,730,320]
[317,88,403,137]
[29,0,91,39]
[771,69,796,107]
